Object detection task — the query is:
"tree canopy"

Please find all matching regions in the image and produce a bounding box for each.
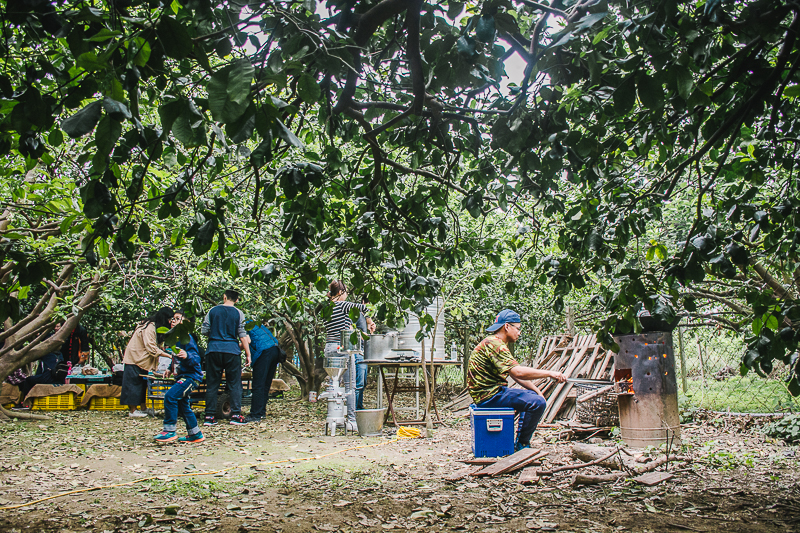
[0,0,798,392]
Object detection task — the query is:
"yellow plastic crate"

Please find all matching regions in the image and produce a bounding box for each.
[2,403,14,409]
[31,393,77,411]
[147,399,164,410]
[75,383,86,404]
[89,396,126,410]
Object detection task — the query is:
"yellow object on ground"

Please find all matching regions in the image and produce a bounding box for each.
[397,426,423,438]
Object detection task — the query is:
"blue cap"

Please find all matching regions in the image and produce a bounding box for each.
[486,309,521,332]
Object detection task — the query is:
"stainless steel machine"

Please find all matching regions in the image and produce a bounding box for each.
[319,330,362,436]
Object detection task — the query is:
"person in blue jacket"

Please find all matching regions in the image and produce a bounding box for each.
[154,311,205,444]
[244,320,282,423]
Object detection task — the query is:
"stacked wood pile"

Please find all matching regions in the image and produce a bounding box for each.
[527,334,615,423]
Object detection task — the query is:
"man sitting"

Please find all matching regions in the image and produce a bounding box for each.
[467,309,566,451]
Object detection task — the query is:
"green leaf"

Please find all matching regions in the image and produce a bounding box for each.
[673,65,693,100]
[493,13,518,35]
[88,28,122,42]
[475,15,496,43]
[226,104,256,144]
[192,219,217,255]
[138,222,151,243]
[95,116,122,154]
[102,97,131,120]
[251,138,273,168]
[61,100,102,138]
[784,85,800,97]
[447,1,464,19]
[613,76,636,115]
[48,129,64,147]
[207,59,254,123]
[172,99,207,148]
[297,73,321,103]
[77,52,108,72]
[456,35,477,58]
[275,119,303,149]
[637,74,663,109]
[157,15,193,59]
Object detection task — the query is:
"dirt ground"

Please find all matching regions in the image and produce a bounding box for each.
[1,395,799,533]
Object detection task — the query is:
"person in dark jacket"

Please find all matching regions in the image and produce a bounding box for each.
[56,322,90,366]
[15,351,65,408]
[154,311,205,444]
[244,321,281,423]
[200,289,251,426]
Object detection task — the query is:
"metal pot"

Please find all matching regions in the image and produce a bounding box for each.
[364,331,398,360]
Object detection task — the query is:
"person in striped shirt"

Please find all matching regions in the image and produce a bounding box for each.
[324,280,375,431]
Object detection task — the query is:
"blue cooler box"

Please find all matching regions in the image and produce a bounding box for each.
[470,405,515,457]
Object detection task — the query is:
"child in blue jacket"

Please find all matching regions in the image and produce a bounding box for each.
[154,312,205,444]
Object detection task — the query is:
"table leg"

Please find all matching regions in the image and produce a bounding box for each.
[386,366,402,427]
[377,368,383,410]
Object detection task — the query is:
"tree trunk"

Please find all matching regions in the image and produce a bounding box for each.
[0,268,104,384]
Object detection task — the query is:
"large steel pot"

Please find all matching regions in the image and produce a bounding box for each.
[364,332,398,360]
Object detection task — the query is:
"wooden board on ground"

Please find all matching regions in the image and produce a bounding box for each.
[472,448,541,477]
[633,471,675,486]
[504,451,549,475]
[458,457,497,465]
[518,467,539,485]
[444,465,482,482]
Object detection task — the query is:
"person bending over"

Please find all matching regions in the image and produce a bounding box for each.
[121,307,174,418]
[154,311,205,444]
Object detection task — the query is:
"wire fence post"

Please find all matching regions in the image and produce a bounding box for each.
[678,326,687,393]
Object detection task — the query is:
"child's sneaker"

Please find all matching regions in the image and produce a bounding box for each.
[203,416,217,426]
[230,415,248,425]
[154,431,177,443]
[129,410,148,418]
[178,432,205,444]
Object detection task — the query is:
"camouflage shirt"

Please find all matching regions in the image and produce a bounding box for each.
[467,335,520,404]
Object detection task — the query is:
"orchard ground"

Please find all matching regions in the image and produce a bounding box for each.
[0,394,799,533]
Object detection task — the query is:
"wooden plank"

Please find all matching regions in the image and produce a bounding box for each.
[442,390,469,410]
[592,349,615,380]
[577,340,601,377]
[472,448,541,477]
[633,471,675,486]
[502,451,549,475]
[543,335,592,422]
[457,457,497,465]
[518,467,539,485]
[533,336,547,365]
[444,465,483,482]
[577,384,614,403]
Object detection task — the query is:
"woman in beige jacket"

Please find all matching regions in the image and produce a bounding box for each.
[121,307,175,417]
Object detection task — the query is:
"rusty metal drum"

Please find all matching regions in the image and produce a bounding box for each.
[613,332,681,448]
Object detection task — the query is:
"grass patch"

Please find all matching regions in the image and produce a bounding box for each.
[681,376,800,413]
[137,477,243,499]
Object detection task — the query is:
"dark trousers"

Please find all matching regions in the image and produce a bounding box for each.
[163,377,200,434]
[204,352,242,417]
[18,353,62,402]
[354,353,367,410]
[250,346,280,419]
[18,374,55,402]
[476,386,546,446]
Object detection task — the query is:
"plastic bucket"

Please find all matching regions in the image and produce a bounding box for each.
[355,408,386,437]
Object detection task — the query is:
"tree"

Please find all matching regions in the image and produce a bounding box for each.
[1,0,798,395]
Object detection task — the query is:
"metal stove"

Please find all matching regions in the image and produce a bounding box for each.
[613,332,681,448]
